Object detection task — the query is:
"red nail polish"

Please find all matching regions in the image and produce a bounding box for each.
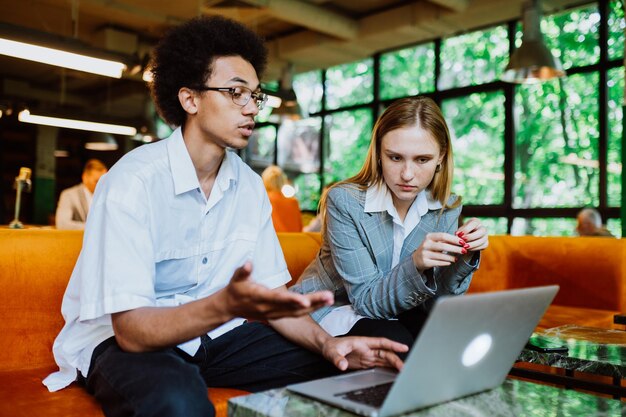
[463,243,470,249]
[459,239,465,245]
[461,248,467,254]
[458,231,465,237]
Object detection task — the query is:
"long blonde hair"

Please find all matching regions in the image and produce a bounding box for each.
[319,96,459,232]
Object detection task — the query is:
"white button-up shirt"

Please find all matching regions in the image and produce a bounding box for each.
[319,184,441,336]
[44,128,290,391]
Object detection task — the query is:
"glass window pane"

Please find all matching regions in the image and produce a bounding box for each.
[241,125,276,168]
[380,43,435,100]
[443,91,505,205]
[293,173,321,212]
[277,118,321,174]
[323,109,373,184]
[325,59,373,110]
[255,105,273,123]
[520,4,600,70]
[293,70,323,116]
[439,25,508,90]
[511,218,577,236]
[607,218,622,238]
[608,67,623,207]
[609,0,625,60]
[514,72,600,208]
[476,217,508,235]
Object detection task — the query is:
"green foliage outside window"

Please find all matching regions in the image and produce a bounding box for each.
[323,109,373,185]
[511,218,577,236]
[514,72,600,209]
[443,91,505,205]
[380,43,435,100]
[294,173,322,212]
[609,0,625,60]
[241,125,275,168]
[325,59,373,110]
[608,67,623,207]
[293,70,323,116]
[246,2,623,237]
[439,25,508,90]
[476,217,508,235]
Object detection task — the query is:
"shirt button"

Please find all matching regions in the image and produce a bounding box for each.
[202,257,208,265]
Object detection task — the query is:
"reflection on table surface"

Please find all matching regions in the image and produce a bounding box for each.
[519,325,626,377]
[229,379,626,417]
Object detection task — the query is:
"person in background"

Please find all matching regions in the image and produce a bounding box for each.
[55,159,107,230]
[576,208,614,237]
[262,165,303,232]
[291,97,489,348]
[44,16,407,417]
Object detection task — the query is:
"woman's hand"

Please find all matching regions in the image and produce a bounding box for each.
[412,232,467,272]
[455,218,489,255]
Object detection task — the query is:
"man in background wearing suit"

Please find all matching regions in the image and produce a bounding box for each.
[55,159,107,229]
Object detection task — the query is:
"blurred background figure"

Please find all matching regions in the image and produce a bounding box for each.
[576,208,614,237]
[55,159,108,230]
[262,165,302,232]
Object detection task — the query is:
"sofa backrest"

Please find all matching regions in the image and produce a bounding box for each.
[471,235,626,311]
[0,229,321,371]
[0,229,82,371]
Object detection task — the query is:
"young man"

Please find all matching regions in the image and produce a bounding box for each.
[55,159,108,230]
[43,16,407,417]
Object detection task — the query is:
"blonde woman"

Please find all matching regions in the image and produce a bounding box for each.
[291,97,488,346]
[262,165,303,232]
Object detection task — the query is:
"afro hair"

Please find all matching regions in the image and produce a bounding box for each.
[149,15,268,127]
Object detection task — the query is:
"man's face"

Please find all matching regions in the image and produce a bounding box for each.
[191,56,260,150]
[83,168,107,193]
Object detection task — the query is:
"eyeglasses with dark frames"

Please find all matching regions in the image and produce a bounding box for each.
[193,85,268,110]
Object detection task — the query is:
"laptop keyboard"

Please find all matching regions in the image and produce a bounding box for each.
[335,382,393,408]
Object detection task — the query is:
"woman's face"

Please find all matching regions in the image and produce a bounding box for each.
[380,124,443,211]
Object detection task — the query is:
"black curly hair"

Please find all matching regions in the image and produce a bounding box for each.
[149,16,268,127]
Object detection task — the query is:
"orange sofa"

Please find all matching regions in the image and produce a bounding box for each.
[1,230,624,416]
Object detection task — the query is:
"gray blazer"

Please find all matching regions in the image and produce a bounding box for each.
[291,184,479,322]
[55,184,89,230]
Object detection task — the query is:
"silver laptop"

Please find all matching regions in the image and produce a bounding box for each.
[288,285,558,417]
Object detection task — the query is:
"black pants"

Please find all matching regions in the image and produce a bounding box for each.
[343,306,430,358]
[85,322,339,417]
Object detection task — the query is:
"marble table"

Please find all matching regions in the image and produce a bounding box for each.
[513,325,626,397]
[228,378,626,417]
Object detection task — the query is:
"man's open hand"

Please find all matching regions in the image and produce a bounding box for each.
[222,262,334,320]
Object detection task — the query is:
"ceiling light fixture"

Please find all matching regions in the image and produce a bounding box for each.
[0,22,128,78]
[271,63,302,119]
[18,110,137,136]
[501,0,565,84]
[85,132,119,151]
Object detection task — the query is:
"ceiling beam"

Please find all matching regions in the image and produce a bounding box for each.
[232,0,359,40]
[427,0,469,12]
[83,0,187,24]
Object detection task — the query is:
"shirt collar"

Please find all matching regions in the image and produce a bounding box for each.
[167,128,237,196]
[364,183,443,217]
[167,128,199,195]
